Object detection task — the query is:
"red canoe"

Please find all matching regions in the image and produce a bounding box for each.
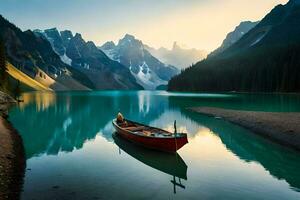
[112,119,188,153]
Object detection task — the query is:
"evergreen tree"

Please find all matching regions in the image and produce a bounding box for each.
[0,38,8,91]
[168,44,300,93]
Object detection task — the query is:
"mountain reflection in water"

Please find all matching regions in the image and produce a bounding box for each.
[10,91,170,158]
[8,91,300,199]
[180,110,300,192]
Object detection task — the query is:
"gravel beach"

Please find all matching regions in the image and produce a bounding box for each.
[190,107,300,151]
[0,91,25,200]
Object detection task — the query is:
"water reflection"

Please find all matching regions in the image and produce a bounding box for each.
[113,133,187,193]
[168,93,300,112]
[180,110,300,192]
[19,92,57,111]
[8,91,300,198]
[9,91,171,158]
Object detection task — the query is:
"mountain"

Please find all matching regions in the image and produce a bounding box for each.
[100,34,179,90]
[169,0,300,93]
[34,29,142,90]
[145,42,207,69]
[0,15,94,91]
[210,21,259,56]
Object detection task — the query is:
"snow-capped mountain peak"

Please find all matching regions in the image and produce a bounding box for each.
[100,34,179,90]
[34,28,73,66]
[33,28,142,90]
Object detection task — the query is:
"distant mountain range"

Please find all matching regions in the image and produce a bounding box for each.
[100,34,179,90]
[0,15,144,91]
[4,0,297,93]
[34,28,142,90]
[209,21,259,57]
[145,42,207,69]
[0,15,208,91]
[169,0,300,92]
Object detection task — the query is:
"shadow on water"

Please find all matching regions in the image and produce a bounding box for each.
[113,133,187,193]
[112,133,187,179]
[181,109,300,192]
[168,93,300,112]
[8,91,300,196]
[8,91,170,159]
[10,91,300,159]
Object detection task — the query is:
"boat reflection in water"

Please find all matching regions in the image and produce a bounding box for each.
[112,133,188,194]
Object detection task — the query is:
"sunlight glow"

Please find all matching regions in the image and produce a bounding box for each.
[0,0,288,51]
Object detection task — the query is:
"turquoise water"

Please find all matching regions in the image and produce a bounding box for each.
[8,91,300,200]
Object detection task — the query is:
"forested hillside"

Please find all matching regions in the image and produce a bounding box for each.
[168,0,300,93]
[169,44,300,92]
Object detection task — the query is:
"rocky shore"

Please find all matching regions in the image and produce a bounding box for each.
[0,91,16,118]
[190,107,300,151]
[0,91,25,200]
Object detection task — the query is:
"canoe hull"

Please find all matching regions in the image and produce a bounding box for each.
[112,120,188,153]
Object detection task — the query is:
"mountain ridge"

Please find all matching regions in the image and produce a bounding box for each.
[100,34,179,90]
[209,21,259,57]
[34,28,143,90]
[168,0,300,92]
[145,42,207,69]
[0,15,93,91]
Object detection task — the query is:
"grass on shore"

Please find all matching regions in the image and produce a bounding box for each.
[6,63,52,91]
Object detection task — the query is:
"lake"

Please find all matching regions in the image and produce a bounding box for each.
[8,91,300,200]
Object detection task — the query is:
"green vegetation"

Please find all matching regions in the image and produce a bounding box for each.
[0,38,9,92]
[168,1,300,93]
[6,63,50,91]
[168,44,300,92]
[0,38,29,98]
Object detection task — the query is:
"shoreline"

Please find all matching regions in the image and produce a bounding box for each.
[0,92,25,200]
[190,107,300,151]
[166,89,300,95]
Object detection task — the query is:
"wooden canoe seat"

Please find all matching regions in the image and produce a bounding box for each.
[124,126,145,132]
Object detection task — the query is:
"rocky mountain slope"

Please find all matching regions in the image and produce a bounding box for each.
[210,21,259,56]
[145,42,207,69]
[34,29,142,90]
[0,15,93,91]
[169,0,300,92]
[100,34,179,90]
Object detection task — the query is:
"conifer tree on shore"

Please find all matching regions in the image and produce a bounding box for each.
[0,38,8,91]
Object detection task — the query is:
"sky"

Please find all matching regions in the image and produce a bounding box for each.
[0,0,289,51]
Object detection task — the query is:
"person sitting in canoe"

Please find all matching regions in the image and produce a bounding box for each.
[117,112,125,124]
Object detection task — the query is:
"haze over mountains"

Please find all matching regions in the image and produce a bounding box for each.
[1,13,183,91]
[0,14,147,91]
[34,28,142,90]
[100,34,179,89]
[1,0,299,93]
[169,0,300,93]
[145,42,207,69]
[210,21,260,56]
